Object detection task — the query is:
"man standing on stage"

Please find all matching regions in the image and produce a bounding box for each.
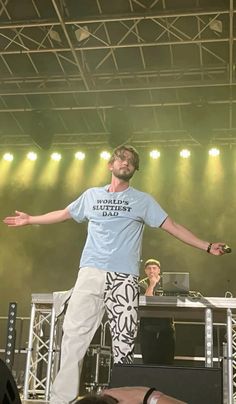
[3,144,227,404]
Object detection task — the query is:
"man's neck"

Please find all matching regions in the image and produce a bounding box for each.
[108,177,130,193]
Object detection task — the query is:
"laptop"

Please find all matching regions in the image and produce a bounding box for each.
[162,272,190,295]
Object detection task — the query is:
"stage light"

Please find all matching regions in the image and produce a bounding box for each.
[51,152,61,161]
[5,302,17,369]
[75,26,90,42]
[89,152,110,185]
[49,29,62,43]
[150,150,160,159]
[180,149,191,158]
[209,148,220,156]
[27,152,37,161]
[15,153,37,186]
[209,19,222,34]
[66,153,85,195]
[3,153,13,161]
[205,147,222,184]
[75,151,85,160]
[39,153,61,186]
[100,151,111,160]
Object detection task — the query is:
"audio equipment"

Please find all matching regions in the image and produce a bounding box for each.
[0,359,21,403]
[109,364,222,404]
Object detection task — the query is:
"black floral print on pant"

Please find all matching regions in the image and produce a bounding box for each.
[104,272,139,364]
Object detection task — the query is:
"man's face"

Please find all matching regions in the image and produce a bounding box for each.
[145,264,161,280]
[109,150,136,181]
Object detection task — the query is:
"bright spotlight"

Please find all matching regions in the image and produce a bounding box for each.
[3,153,13,161]
[180,149,191,158]
[209,148,220,156]
[27,151,37,161]
[51,152,61,161]
[100,151,111,160]
[75,151,85,160]
[150,150,160,159]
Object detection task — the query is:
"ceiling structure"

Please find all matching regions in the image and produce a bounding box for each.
[0,0,235,150]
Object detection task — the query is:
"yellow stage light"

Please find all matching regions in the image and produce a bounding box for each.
[75,151,85,160]
[140,150,162,193]
[0,154,14,188]
[27,151,37,161]
[100,151,111,160]
[209,148,220,156]
[180,149,191,158]
[14,156,37,186]
[51,152,61,161]
[205,147,223,188]
[3,153,13,161]
[150,150,160,159]
[86,151,110,186]
[39,156,61,187]
[173,149,193,202]
[65,154,85,195]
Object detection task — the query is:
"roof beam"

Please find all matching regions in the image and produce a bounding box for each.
[0,9,231,29]
[50,0,90,91]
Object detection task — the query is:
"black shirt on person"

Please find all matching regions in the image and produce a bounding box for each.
[139,278,176,365]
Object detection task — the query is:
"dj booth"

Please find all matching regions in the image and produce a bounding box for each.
[23,293,236,403]
[139,295,236,403]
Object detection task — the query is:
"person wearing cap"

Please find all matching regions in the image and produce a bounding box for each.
[139,259,175,365]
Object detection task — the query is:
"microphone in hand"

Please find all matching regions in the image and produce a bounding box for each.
[222,244,232,254]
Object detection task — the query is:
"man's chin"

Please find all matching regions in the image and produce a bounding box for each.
[116,172,134,181]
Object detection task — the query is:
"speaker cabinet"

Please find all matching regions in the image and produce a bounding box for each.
[0,359,21,403]
[109,364,222,404]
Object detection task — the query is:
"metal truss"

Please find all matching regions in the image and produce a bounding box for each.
[0,0,235,148]
[23,301,61,400]
[23,294,112,400]
[232,313,236,401]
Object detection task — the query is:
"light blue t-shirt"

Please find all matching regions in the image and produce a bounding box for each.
[67,185,168,276]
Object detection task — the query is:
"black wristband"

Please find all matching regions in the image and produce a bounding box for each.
[143,387,156,404]
[207,243,212,253]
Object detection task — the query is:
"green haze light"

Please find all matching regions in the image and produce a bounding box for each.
[75,151,85,160]
[100,151,111,160]
[209,148,220,156]
[27,151,37,161]
[51,152,62,161]
[180,149,191,158]
[3,153,13,161]
[150,150,160,159]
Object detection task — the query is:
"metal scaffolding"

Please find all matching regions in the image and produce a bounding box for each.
[23,298,62,400]
[232,312,236,402]
[23,293,236,402]
[0,0,235,148]
[23,293,111,400]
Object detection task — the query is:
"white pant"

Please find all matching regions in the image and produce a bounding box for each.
[50,267,139,404]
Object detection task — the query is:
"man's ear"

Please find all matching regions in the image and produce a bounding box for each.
[108,162,113,172]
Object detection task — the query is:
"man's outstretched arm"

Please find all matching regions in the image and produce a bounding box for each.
[161,217,226,256]
[3,208,71,227]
